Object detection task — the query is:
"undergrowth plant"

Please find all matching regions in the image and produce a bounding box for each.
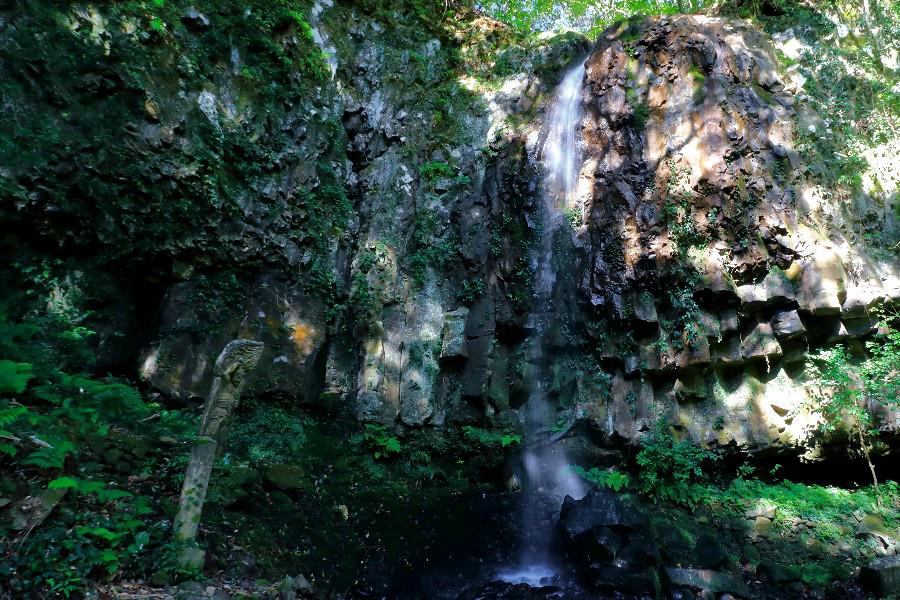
[804,310,900,509]
[635,420,720,507]
[570,465,631,492]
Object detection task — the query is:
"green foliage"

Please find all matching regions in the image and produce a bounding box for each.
[0,403,27,456]
[230,404,308,464]
[482,0,712,36]
[862,310,900,410]
[667,287,704,351]
[805,345,870,436]
[749,0,900,204]
[419,161,456,182]
[635,420,720,506]
[358,424,403,459]
[459,277,486,304]
[688,64,706,105]
[0,360,33,394]
[0,1,343,294]
[805,313,900,499]
[407,210,455,288]
[625,84,650,129]
[461,425,521,448]
[571,465,631,491]
[0,286,160,596]
[0,483,152,597]
[695,477,898,546]
[662,160,708,254]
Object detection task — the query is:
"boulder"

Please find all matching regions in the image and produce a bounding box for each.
[590,564,659,594]
[755,559,801,584]
[440,308,469,361]
[182,7,211,29]
[278,574,315,600]
[140,274,327,403]
[741,322,782,361]
[700,310,721,339]
[557,489,647,541]
[674,373,708,401]
[842,283,884,317]
[719,309,739,333]
[713,334,743,365]
[664,568,750,597]
[695,256,737,296]
[736,271,795,309]
[860,555,900,597]
[770,309,805,339]
[457,581,563,600]
[693,532,730,570]
[632,292,659,324]
[843,315,877,337]
[677,336,712,370]
[791,250,847,315]
[264,464,306,490]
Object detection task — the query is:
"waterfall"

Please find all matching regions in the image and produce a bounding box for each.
[498,59,587,586]
[544,63,586,210]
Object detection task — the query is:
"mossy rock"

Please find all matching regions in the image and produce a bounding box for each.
[756,559,801,584]
[264,464,307,490]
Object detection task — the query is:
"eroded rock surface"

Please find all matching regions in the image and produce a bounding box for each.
[118,12,899,456]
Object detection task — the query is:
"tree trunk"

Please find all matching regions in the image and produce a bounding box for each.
[856,422,883,510]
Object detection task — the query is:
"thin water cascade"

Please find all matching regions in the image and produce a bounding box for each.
[498,59,587,587]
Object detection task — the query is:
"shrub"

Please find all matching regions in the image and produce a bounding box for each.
[635,420,719,506]
[229,404,308,464]
[571,465,631,492]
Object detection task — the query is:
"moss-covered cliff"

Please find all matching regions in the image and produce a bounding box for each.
[1,0,898,598]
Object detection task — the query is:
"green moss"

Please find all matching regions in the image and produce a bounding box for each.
[689,64,707,106]
[0,1,349,310]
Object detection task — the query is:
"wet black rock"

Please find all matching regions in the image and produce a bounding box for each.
[556,489,658,595]
[860,555,900,597]
[557,488,647,541]
[664,568,750,598]
[457,581,565,600]
[755,559,800,585]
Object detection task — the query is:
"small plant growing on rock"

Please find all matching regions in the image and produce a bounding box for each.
[570,465,631,492]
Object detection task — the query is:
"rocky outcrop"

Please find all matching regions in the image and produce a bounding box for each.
[13,2,894,459]
[139,274,328,404]
[557,489,752,597]
[861,555,900,597]
[554,15,900,452]
[137,13,898,458]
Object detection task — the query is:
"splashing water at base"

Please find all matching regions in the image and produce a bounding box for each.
[496,564,557,586]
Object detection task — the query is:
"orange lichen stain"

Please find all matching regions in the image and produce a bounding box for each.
[291,323,316,354]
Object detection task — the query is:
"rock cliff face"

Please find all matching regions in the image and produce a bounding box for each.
[563,15,900,451]
[5,3,895,458]
[143,13,900,456]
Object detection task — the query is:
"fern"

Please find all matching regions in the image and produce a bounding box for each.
[571,465,631,492]
[0,402,27,456]
[23,440,74,469]
[0,360,34,394]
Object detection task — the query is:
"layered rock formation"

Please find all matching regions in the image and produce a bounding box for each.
[117,11,898,455]
[564,16,900,452]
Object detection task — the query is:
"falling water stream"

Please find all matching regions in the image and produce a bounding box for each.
[497,60,588,587]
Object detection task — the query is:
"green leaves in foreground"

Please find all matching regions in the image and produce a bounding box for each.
[0,359,33,394]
